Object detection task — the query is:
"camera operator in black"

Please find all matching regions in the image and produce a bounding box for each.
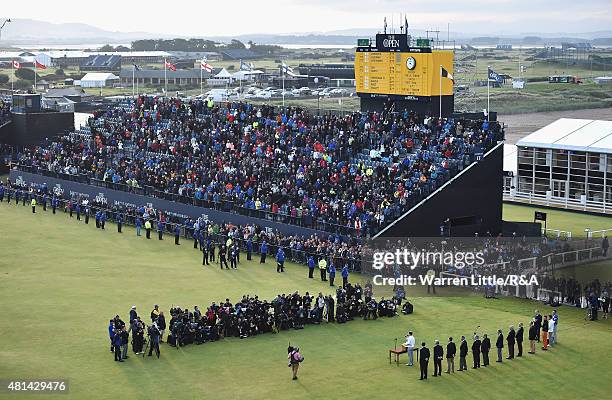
[147,323,161,358]
[364,298,378,320]
[133,317,145,354]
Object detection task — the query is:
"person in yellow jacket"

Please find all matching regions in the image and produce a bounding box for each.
[144,220,152,239]
[318,258,327,282]
[31,197,37,214]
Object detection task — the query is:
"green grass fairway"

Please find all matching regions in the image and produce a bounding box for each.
[503,203,612,238]
[1,203,611,400]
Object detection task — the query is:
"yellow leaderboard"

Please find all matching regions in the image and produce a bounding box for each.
[355,50,454,97]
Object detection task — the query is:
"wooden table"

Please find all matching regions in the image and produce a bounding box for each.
[389,347,407,366]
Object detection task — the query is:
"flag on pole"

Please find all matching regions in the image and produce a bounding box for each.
[240,60,252,71]
[35,60,47,70]
[133,64,141,71]
[200,60,213,73]
[441,67,454,83]
[281,62,294,75]
[488,67,501,83]
[12,60,21,69]
[164,60,177,71]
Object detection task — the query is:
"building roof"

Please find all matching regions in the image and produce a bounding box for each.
[81,72,120,82]
[44,88,89,98]
[220,49,260,60]
[81,54,121,69]
[119,68,208,79]
[516,118,612,154]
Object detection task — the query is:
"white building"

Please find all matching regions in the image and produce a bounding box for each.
[506,118,612,213]
[79,72,120,88]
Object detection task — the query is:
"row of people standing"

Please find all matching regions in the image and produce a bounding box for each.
[404,312,559,380]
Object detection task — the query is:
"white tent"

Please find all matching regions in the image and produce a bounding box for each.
[79,72,119,88]
[232,70,264,81]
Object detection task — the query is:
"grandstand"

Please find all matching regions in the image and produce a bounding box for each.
[8,97,504,239]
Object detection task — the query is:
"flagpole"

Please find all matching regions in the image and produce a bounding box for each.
[200,62,203,97]
[34,61,37,93]
[487,65,490,122]
[11,61,14,93]
[164,58,167,96]
[439,65,442,119]
[282,67,285,108]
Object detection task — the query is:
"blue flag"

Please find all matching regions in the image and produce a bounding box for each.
[488,67,501,83]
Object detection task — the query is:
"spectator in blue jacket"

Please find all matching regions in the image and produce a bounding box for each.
[276,248,286,273]
[342,265,349,288]
[329,263,336,286]
[108,319,115,352]
[260,241,268,264]
[308,256,315,279]
[100,211,106,229]
[135,217,142,236]
[174,224,181,245]
[113,330,123,362]
[157,221,164,240]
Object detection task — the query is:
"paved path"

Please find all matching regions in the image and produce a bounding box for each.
[501,107,612,144]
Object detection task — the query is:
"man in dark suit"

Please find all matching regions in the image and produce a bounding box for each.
[433,340,444,377]
[458,336,468,371]
[516,323,524,357]
[481,333,491,366]
[419,342,430,380]
[496,329,504,362]
[472,335,481,368]
[534,310,542,342]
[506,326,516,359]
[445,337,456,373]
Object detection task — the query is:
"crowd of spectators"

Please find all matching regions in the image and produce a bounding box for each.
[14,96,503,236]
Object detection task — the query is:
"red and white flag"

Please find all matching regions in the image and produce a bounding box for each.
[12,60,21,69]
[200,60,213,73]
[35,60,47,70]
[164,60,177,71]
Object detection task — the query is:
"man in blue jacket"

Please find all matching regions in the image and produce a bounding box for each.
[308,256,315,278]
[51,195,58,214]
[328,263,336,286]
[157,221,164,240]
[113,328,123,362]
[174,224,181,245]
[100,211,106,229]
[341,265,349,288]
[108,319,115,352]
[276,247,285,273]
[135,217,142,236]
[260,241,268,264]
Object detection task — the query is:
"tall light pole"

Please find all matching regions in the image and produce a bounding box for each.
[0,19,12,42]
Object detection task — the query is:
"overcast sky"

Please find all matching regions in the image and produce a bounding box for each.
[3,0,612,36]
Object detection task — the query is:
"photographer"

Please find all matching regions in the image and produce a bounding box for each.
[147,323,161,358]
[287,346,304,381]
